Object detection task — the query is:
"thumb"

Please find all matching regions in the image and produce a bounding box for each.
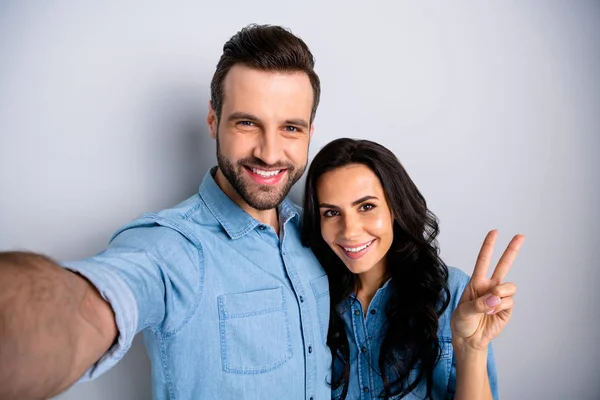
[460,293,501,316]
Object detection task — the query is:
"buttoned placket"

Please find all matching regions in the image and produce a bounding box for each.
[279,217,318,400]
[350,298,375,400]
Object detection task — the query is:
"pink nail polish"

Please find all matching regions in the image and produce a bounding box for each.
[486,295,501,307]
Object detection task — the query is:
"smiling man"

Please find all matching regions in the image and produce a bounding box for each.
[0,24,330,400]
[210,63,314,228]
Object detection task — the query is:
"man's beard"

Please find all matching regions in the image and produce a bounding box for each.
[216,137,306,211]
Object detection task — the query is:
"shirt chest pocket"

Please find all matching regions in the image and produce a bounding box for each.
[217,287,293,374]
[390,338,454,399]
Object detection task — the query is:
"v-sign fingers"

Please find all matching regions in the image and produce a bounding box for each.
[491,234,525,283]
[472,230,498,280]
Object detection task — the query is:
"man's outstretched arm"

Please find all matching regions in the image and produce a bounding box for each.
[0,252,117,400]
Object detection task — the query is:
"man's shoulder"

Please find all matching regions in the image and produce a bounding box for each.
[110,193,216,246]
[155,193,208,221]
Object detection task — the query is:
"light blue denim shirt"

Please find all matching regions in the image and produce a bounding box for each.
[333,267,498,400]
[63,167,332,400]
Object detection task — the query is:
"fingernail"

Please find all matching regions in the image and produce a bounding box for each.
[485,295,501,307]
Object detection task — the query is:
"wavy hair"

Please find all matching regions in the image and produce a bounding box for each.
[301,138,450,399]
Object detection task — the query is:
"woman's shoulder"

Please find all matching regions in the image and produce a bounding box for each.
[438,267,471,336]
[446,266,471,295]
[446,266,471,307]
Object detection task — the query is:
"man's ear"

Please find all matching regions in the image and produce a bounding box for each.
[207,101,218,139]
[309,123,315,139]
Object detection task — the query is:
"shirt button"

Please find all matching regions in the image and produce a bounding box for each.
[258,225,266,230]
[361,346,367,353]
[299,296,304,303]
[364,387,370,393]
[370,309,376,315]
[308,346,313,353]
[354,310,360,316]
[310,398,314,400]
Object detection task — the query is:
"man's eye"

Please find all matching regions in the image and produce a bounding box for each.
[238,121,255,127]
[284,126,300,132]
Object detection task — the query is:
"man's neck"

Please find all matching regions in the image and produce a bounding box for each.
[214,168,280,234]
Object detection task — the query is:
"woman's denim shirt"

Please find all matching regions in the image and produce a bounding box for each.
[333,267,498,399]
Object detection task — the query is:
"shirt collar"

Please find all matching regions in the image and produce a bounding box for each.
[339,277,393,314]
[348,277,393,299]
[199,166,299,240]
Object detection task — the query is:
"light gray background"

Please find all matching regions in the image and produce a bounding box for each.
[1,1,598,399]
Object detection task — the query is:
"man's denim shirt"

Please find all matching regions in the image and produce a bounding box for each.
[333,267,499,400]
[64,168,332,400]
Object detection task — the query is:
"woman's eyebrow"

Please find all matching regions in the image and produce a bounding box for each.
[319,195,378,209]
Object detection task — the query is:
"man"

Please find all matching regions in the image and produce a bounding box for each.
[0,24,330,400]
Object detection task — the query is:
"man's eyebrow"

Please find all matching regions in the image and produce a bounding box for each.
[319,196,379,208]
[227,112,260,122]
[284,118,309,129]
[226,113,309,129]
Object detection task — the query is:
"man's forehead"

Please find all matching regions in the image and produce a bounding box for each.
[222,65,313,110]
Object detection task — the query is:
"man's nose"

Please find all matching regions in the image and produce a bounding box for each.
[253,129,283,166]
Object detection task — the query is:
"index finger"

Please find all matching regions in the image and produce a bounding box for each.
[490,234,525,283]
[472,230,499,279]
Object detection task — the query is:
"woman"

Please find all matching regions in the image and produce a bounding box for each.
[301,138,523,399]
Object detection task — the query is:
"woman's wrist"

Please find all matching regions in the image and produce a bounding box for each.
[452,338,489,362]
[452,339,492,400]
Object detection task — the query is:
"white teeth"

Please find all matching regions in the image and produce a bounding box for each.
[343,241,373,252]
[251,168,281,177]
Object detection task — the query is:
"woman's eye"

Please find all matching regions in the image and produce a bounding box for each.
[360,203,375,212]
[322,210,339,218]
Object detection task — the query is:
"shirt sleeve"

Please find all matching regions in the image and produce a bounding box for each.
[445,267,500,400]
[62,224,202,381]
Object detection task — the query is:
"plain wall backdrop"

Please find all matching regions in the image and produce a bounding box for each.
[1,1,598,399]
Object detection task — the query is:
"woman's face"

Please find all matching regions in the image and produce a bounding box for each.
[316,163,394,281]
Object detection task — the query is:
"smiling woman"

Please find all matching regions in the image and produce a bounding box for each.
[301,138,524,400]
[317,164,395,287]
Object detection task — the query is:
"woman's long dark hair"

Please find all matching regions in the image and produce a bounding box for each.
[301,138,450,399]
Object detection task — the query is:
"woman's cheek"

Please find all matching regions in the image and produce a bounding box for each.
[367,212,388,231]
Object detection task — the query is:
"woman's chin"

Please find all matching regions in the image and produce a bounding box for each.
[343,261,371,276]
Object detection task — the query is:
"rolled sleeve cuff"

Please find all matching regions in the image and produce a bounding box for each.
[62,260,139,382]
